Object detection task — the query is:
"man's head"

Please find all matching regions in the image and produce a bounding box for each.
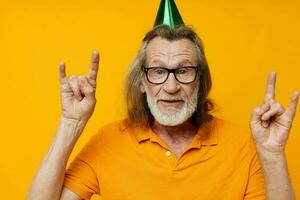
[125,25,214,127]
[140,37,199,126]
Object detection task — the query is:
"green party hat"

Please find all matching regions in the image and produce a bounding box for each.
[154,0,184,27]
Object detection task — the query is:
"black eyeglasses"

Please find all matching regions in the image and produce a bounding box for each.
[144,66,201,84]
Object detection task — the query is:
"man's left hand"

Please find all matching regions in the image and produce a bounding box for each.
[250,72,298,156]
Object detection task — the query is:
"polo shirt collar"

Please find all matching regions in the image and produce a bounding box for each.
[133,119,219,146]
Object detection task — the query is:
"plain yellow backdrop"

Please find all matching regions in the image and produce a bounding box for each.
[0,0,299,199]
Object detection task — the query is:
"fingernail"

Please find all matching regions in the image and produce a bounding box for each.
[262,120,269,128]
[77,96,83,101]
[93,51,99,57]
[293,91,299,100]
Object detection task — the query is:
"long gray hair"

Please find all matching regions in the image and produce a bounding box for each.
[124,25,214,128]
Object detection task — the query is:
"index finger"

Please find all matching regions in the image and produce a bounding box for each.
[264,72,276,103]
[59,61,68,84]
[88,51,100,81]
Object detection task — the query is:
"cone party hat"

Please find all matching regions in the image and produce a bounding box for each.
[154,0,184,27]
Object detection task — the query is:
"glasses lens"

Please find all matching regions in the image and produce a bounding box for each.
[147,68,168,83]
[175,67,197,83]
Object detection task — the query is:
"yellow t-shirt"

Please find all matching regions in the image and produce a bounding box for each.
[63,118,265,200]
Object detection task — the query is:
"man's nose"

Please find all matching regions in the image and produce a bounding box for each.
[162,73,180,93]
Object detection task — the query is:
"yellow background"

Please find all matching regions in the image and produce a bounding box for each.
[0,0,299,199]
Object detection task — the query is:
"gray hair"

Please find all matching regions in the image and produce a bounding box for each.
[124,25,214,128]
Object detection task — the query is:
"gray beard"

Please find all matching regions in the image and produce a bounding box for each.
[145,85,199,126]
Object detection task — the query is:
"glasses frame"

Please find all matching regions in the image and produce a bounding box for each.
[144,66,201,85]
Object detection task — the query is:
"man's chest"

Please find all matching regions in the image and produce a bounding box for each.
[96,142,250,200]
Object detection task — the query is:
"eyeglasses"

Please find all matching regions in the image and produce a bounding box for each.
[144,66,200,84]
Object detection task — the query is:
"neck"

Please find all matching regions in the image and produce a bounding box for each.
[152,119,198,143]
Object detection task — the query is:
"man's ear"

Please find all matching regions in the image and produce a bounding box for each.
[139,81,146,93]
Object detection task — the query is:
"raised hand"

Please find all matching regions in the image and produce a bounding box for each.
[250,72,299,154]
[59,51,99,122]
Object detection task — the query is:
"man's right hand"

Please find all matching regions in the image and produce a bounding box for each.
[59,51,99,122]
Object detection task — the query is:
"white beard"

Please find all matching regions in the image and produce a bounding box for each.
[145,84,199,126]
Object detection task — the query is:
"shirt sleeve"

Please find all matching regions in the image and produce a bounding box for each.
[244,136,266,200]
[63,134,101,200]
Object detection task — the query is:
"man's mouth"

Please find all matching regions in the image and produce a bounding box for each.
[157,99,184,107]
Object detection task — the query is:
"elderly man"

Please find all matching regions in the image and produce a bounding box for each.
[28,1,298,200]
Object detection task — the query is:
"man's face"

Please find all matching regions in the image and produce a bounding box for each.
[140,37,199,126]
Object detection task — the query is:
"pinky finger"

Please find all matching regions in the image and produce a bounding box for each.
[285,91,299,119]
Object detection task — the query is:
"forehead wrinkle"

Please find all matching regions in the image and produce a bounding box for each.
[147,50,195,65]
[146,38,198,65]
[149,47,194,56]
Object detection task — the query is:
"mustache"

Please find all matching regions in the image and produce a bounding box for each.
[155,94,186,101]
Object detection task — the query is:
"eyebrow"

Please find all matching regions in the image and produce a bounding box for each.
[148,59,195,67]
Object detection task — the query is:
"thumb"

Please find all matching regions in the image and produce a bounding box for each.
[78,76,96,98]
